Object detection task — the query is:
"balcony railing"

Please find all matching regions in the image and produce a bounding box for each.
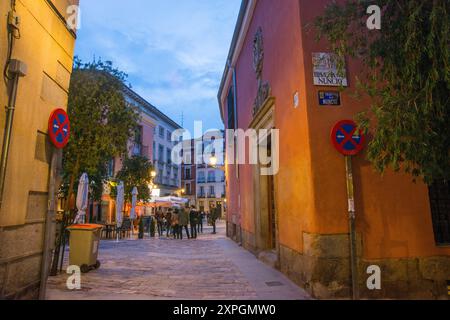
[208,194,216,198]
[207,178,216,183]
[197,179,206,184]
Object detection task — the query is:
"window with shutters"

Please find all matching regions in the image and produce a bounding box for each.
[227,86,235,130]
[429,181,450,245]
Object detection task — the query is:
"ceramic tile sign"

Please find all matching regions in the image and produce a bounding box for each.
[319,91,341,106]
[312,52,348,87]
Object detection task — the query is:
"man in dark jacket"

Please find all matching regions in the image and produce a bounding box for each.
[197,211,204,233]
[210,205,219,234]
[172,209,180,239]
[189,206,198,239]
[165,210,172,237]
[156,208,164,237]
[179,207,190,239]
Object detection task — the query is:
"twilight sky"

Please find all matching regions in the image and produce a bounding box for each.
[75,0,241,136]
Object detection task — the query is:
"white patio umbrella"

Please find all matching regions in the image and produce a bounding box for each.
[129,187,138,235]
[74,173,89,224]
[116,181,125,231]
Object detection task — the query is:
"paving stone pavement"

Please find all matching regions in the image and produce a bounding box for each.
[46,221,311,300]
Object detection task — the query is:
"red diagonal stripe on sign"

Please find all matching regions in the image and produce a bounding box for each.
[55,115,69,138]
[339,126,358,147]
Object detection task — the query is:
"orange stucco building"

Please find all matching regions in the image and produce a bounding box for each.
[218,0,449,299]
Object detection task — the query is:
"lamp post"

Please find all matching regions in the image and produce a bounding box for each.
[148,170,157,214]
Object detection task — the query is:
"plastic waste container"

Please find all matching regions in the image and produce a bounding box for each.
[66,224,103,273]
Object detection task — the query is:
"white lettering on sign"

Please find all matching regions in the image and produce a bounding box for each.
[312,53,348,87]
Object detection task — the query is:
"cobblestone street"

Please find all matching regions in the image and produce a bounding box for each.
[46,222,311,300]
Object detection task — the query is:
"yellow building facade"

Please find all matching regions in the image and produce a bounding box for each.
[0,0,78,299]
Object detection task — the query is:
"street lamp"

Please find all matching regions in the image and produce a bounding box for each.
[151,170,157,178]
[209,155,218,167]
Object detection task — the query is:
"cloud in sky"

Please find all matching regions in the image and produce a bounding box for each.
[75,0,241,135]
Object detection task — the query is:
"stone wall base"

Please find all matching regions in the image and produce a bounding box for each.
[229,229,450,300]
[281,232,450,300]
[0,223,45,300]
[241,228,257,255]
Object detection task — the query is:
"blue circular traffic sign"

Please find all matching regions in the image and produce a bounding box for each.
[331,120,365,156]
[48,108,70,149]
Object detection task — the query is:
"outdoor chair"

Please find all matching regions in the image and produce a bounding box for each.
[117,219,132,239]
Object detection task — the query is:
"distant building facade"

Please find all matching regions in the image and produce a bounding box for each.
[97,86,182,222]
[180,131,226,215]
[195,131,226,217]
[181,139,196,206]
[121,86,182,196]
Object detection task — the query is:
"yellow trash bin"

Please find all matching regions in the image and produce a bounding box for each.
[66,224,103,273]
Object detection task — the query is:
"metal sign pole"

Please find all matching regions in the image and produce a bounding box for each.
[345,155,359,300]
[39,148,61,299]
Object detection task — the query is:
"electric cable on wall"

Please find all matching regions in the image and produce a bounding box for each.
[3,0,20,86]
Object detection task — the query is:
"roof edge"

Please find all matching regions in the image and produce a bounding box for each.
[216,0,250,123]
[122,85,182,130]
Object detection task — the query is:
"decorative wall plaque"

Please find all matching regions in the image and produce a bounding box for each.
[252,27,272,116]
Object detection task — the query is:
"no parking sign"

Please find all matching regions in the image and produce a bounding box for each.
[331,120,365,156]
[48,108,70,149]
[331,119,365,300]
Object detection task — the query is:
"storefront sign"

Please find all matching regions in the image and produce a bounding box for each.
[313,52,348,87]
[319,91,341,106]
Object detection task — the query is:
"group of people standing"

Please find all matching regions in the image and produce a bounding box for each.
[155,205,220,240]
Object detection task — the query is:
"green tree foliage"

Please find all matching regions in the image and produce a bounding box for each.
[115,155,154,203]
[63,58,139,204]
[315,0,449,183]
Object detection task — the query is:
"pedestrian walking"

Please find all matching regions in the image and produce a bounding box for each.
[210,205,219,234]
[179,207,190,239]
[171,209,181,239]
[189,206,198,239]
[197,211,204,233]
[165,210,172,237]
[156,209,164,237]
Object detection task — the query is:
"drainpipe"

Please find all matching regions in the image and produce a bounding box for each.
[0,59,27,209]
